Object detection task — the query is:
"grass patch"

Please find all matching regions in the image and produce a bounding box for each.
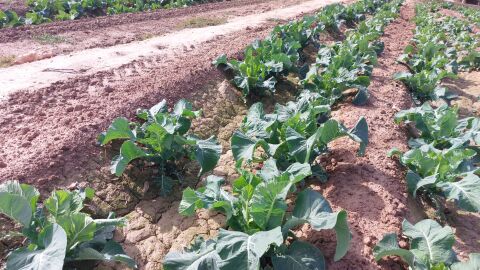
[176,16,227,29]
[0,55,16,68]
[32,34,68,45]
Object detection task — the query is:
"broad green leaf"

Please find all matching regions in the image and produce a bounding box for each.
[451,253,480,270]
[0,180,39,216]
[231,131,267,162]
[284,162,312,183]
[179,176,233,218]
[216,227,284,269]
[402,219,456,265]
[285,127,316,163]
[406,171,437,197]
[250,180,290,230]
[111,140,148,176]
[282,189,350,261]
[0,192,32,227]
[164,239,220,270]
[56,213,96,251]
[348,117,369,156]
[373,233,415,266]
[6,224,67,270]
[44,190,85,219]
[192,136,222,176]
[98,117,135,145]
[257,158,281,181]
[352,86,369,106]
[179,188,201,216]
[174,99,201,118]
[73,241,137,268]
[272,241,326,270]
[438,174,480,212]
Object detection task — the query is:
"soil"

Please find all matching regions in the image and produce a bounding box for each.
[307,2,416,268]
[0,0,29,15]
[0,0,345,97]
[0,0,303,64]
[0,0,479,269]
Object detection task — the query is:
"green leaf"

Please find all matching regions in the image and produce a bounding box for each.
[0,180,39,215]
[406,170,437,197]
[164,239,220,270]
[98,117,135,145]
[178,176,234,218]
[73,241,137,268]
[348,117,369,156]
[285,127,317,163]
[0,192,32,227]
[282,189,350,261]
[174,99,201,118]
[250,180,290,230]
[44,190,85,219]
[215,227,284,269]
[6,224,67,270]
[402,219,456,266]
[231,131,267,162]
[373,233,415,266]
[284,162,312,183]
[192,136,222,176]
[56,213,96,251]
[451,253,480,270]
[352,86,369,106]
[213,54,228,67]
[437,173,480,212]
[111,140,148,176]
[272,241,326,270]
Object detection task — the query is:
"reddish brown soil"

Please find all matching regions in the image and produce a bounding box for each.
[0,0,303,62]
[0,0,29,15]
[302,2,415,269]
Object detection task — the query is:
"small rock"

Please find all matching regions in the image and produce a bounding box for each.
[22,142,31,147]
[27,131,39,141]
[399,239,408,249]
[0,161,6,168]
[104,86,115,93]
[67,182,78,189]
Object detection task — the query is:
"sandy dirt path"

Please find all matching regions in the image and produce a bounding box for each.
[0,0,304,64]
[0,0,341,98]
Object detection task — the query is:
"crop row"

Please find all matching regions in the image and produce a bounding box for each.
[374,2,480,269]
[163,0,405,269]
[0,0,216,28]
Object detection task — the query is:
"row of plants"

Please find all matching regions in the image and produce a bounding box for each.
[0,181,136,269]
[389,1,480,217]
[159,0,405,269]
[374,218,479,269]
[213,0,389,99]
[99,0,404,197]
[0,0,216,28]
[440,0,480,27]
[375,2,480,269]
[394,2,479,103]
